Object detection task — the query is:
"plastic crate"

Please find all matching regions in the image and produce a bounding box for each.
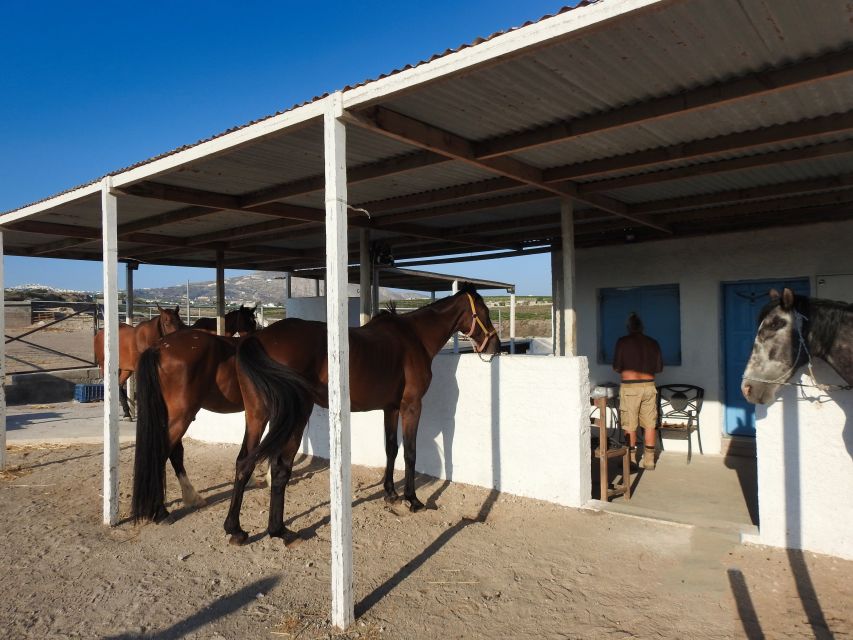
[74,383,104,403]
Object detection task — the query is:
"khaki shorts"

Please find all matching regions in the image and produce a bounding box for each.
[619,382,658,432]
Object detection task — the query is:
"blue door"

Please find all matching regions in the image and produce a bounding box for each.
[722,278,809,436]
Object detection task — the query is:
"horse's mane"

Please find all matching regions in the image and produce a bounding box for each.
[760,294,853,357]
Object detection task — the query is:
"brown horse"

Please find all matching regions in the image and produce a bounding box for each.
[93,305,186,418]
[131,330,244,521]
[220,288,499,545]
[191,304,258,336]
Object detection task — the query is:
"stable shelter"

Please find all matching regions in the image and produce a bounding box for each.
[3,0,853,626]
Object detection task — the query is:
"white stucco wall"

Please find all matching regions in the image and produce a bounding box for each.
[751,362,853,560]
[576,219,853,456]
[187,354,592,508]
[285,296,361,326]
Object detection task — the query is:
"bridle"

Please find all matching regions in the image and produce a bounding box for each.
[461,293,498,359]
[742,310,851,392]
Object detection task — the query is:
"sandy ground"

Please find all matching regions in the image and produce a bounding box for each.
[1,440,851,640]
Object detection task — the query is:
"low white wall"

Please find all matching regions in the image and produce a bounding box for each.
[753,362,853,560]
[187,354,592,508]
[285,296,360,326]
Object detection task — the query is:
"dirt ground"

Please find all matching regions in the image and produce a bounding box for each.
[1,441,851,640]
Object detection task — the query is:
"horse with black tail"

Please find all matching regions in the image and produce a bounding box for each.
[131,330,245,522]
[742,287,853,404]
[225,286,499,545]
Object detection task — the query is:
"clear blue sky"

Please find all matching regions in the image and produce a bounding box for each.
[1,1,572,296]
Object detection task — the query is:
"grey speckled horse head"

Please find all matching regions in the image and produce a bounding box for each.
[741,288,853,404]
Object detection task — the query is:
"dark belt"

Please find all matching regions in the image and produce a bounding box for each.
[620,379,655,384]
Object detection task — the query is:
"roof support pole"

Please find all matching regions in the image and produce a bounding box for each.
[371,268,380,316]
[216,251,225,335]
[359,230,371,326]
[324,92,354,630]
[125,261,137,408]
[125,262,136,326]
[560,200,577,355]
[510,289,516,355]
[0,232,6,471]
[550,248,563,356]
[452,280,460,353]
[101,177,120,526]
[285,272,292,299]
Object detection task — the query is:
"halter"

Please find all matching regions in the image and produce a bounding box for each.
[742,310,852,392]
[461,293,498,359]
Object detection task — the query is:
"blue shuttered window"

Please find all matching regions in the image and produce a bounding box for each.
[599,284,681,366]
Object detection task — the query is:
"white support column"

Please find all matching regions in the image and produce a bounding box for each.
[550,248,564,356]
[285,272,293,298]
[324,91,353,630]
[560,199,577,355]
[125,262,137,404]
[359,230,371,326]
[371,268,380,315]
[125,262,136,326]
[315,278,321,297]
[216,251,225,335]
[101,177,120,526]
[509,289,516,355]
[0,232,5,471]
[452,280,460,353]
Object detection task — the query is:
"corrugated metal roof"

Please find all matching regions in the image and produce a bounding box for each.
[3,0,853,271]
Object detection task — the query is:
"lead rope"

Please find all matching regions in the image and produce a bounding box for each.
[742,311,852,392]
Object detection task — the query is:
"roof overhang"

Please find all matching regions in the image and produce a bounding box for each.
[3,0,852,272]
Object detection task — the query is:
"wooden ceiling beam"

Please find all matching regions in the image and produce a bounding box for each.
[346,106,670,233]
[545,110,853,183]
[242,151,447,207]
[632,172,853,214]
[580,140,853,194]
[475,47,853,159]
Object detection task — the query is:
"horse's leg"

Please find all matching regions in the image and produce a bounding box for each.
[400,398,425,512]
[168,439,206,508]
[267,427,306,540]
[223,419,264,545]
[383,407,401,503]
[118,369,133,418]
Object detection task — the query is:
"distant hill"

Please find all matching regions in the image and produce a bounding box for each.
[5,273,419,305]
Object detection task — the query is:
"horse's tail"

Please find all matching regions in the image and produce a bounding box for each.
[131,346,170,522]
[237,335,313,467]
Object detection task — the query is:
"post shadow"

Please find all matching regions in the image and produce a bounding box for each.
[780,386,832,638]
[355,353,501,619]
[727,568,765,639]
[105,576,279,639]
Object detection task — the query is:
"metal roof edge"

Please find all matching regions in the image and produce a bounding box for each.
[342,0,672,109]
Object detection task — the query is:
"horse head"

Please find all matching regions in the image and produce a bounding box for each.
[237,304,259,335]
[455,286,500,356]
[156,304,187,336]
[741,288,808,404]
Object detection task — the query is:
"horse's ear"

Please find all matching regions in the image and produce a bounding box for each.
[769,289,780,301]
[156,302,164,311]
[239,304,245,310]
[251,304,257,312]
[781,288,796,310]
[174,305,180,315]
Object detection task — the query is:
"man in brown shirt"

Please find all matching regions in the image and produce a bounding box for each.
[613,313,663,469]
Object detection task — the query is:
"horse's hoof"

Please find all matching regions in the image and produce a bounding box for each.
[186,496,207,508]
[270,527,304,547]
[228,531,249,546]
[383,493,401,504]
[406,497,425,512]
[153,506,171,523]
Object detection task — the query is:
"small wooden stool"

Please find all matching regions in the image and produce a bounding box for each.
[592,397,631,502]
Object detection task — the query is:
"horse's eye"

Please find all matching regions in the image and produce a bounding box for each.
[766,317,787,331]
